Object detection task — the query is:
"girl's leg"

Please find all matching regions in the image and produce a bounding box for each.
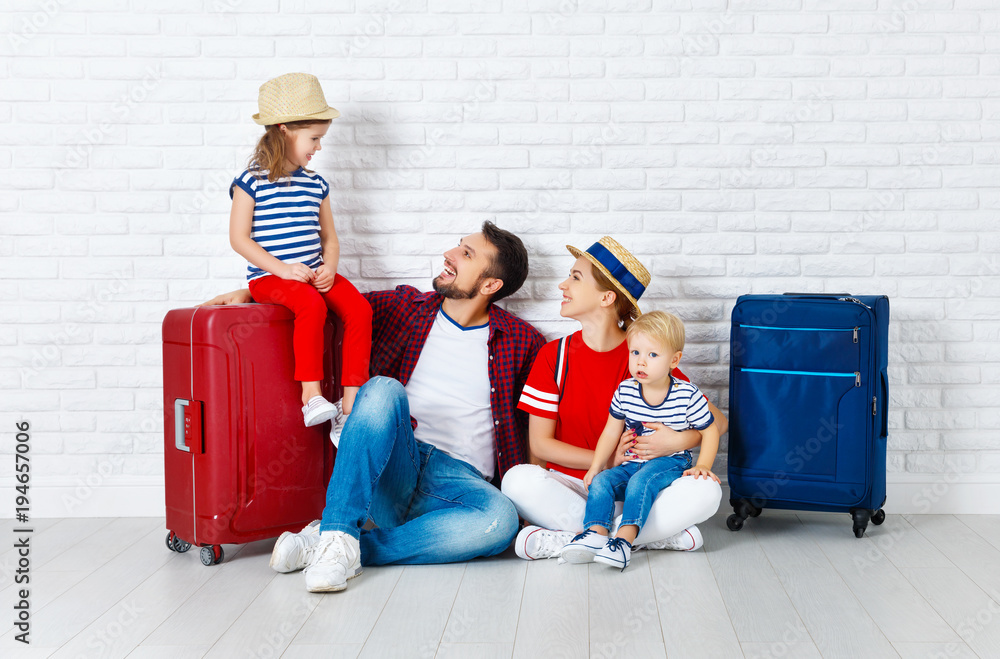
[500,464,588,533]
[319,274,373,414]
[249,276,328,403]
[631,474,723,545]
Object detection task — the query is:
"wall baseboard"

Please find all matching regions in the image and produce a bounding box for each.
[720,479,1000,515]
[3,477,1000,519]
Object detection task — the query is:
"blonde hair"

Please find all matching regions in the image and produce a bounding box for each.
[626,310,685,353]
[590,263,639,330]
[249,119,331,183]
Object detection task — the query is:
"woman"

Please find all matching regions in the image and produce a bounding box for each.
[502,237,726,559]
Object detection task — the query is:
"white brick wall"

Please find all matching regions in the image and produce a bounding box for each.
[2,1,1000,515]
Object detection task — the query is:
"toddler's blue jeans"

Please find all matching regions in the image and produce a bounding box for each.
[583,453,692,533]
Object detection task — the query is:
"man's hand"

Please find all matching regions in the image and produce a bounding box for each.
[683,465,720,484]
[313,264,335,293]
[198,289,253,306]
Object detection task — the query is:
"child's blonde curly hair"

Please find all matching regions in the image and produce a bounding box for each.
[626,310,685,354]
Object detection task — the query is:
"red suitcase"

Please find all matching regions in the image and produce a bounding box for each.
[162,304,339,565]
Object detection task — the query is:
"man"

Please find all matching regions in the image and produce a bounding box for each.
[206,222,544,592]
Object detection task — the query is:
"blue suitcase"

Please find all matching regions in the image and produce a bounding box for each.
[726,293,889,538]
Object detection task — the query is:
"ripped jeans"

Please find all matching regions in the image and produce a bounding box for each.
[319,377,519,566]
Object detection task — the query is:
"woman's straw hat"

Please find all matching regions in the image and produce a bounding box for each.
[253,73,340,126]
[567,236,651,317]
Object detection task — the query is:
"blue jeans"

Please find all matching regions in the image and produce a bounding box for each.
[319,377,519,566]
[583,453,693,532]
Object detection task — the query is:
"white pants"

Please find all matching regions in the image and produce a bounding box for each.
[501,464,722,545]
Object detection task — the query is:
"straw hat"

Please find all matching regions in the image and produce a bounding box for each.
[252,73,340,125]
[567,236,651,317]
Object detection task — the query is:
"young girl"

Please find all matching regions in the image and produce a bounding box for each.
[229,72,372,434]
[560,310,721,570]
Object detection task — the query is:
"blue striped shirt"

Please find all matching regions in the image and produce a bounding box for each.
[230,167,330,282]
[610,376,714,462]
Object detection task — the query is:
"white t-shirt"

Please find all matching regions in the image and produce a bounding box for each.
[404,309,495,479]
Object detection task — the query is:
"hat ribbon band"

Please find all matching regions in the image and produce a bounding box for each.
[588,242,645,300]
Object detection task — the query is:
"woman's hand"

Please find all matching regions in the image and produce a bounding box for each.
[280,262,316,284]
[683,465,721,484]
[313,264,335,293]
[630,424,702,460]
[198,289,253,306]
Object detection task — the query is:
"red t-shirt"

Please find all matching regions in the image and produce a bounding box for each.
[517,331,690,480]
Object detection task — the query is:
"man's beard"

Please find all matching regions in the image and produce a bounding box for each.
[433,273,483,300]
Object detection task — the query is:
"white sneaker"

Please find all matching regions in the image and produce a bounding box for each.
[514,526,574,561]
[594,537,632,571]
[328,402,346,448]
[303,531,362,593]
[638,525,704,552]
[303,396,338,427]
[560,529,608,564]
[269,520,320,573]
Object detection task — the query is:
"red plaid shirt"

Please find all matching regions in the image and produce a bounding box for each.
[364,286,545,482]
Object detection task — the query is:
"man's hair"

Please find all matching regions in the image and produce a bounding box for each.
[626,310,686,353]
[480,221,529,303]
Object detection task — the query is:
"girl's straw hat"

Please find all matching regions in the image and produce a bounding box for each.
[253,73,340,126]
[566,236,651,317]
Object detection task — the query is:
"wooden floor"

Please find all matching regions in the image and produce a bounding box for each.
[2,509,1000,658]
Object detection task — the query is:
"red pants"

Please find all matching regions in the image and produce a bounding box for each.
[248,274,372,385]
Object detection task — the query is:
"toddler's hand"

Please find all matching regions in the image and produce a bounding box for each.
[279,262,315,284]
[313,264,334,293]
[583,468,600,488]
[612,428,637,467]
[683,466,720,484]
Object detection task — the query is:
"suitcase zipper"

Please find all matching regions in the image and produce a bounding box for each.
[837,296,873,311]
[741,324,861,343]
[740,367,862,387]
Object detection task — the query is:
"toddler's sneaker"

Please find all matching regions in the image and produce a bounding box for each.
[303,530,363,593]
[637,525,703,552]
[303,396,338,427]
[515,526,574,561]
[328,400,346,447]
[560,529,607,564]
[270,520,320,573]
[594,536,632,571]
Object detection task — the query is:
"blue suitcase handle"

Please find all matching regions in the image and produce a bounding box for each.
[880,371,889,438]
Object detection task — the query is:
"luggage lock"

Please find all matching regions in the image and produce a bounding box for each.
[174,399,204,454]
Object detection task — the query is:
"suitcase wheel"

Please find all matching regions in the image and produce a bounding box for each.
[166,531,192,553]
[871,509,886,526]
[851,509,871,538]
[726,499,760,531]
[200,545,224,566]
